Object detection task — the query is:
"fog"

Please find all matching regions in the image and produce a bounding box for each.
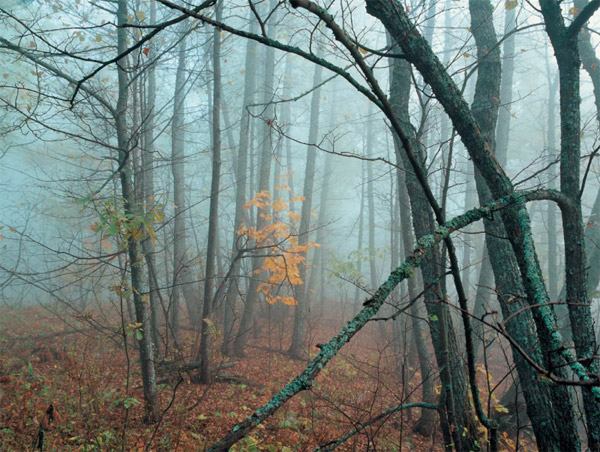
[1,0,600,450]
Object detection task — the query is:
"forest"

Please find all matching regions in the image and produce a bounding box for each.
[1,0,600,450]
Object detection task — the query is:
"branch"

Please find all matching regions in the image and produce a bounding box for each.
[313,403,440,451]
[204,190,551,451]
[0,36,115,115]
[568,0,600,36]
[155,0,380,106]
[70,0,215,105]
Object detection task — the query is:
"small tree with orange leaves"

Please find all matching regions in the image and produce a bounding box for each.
[237,190,319,306]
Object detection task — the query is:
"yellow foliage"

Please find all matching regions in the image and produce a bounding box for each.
[238,190,318,306]
[290,195,306,203]
[243,190,271,210]
[275,183,291,192]
[272,198,288,212]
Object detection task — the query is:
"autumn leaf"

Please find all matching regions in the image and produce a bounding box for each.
[505,0,518,10]
[495,404,509,413]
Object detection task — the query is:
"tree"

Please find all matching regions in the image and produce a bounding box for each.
[197,0,223,383]
[4,0,600,449]
[288,47,323,359]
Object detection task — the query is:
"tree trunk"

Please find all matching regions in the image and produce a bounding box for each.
[394,141,436,436]
[389,56,479,451]
[370,0,583,449]
[116,0,159,423]
[461,160,476,299]
[288,54,323,359]
[353,161,366,314]
[197,0,223,384]
[233,0,278,355]
[547,73,559,303]
[541,1,600,446]
[308,92,336,306]
[222,17,258,356]
[171,19,191,346]
[140,0,162,358]
[282,55,296,215]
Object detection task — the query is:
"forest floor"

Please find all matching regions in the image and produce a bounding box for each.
[0,304,530,451]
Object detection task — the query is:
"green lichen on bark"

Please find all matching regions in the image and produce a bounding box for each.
[206,191,545,451]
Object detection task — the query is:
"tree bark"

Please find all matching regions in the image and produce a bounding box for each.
[197,0,223,384]
[394,141,436,436]
[233,0,278,355]
[540,0,600,447]
[288,54,323,358]
[116,0,159,423]
[171,19,191,346]
[389,56,479,451]
[469,1,578,448]
[222,17,258,356]
[141,0,162,358]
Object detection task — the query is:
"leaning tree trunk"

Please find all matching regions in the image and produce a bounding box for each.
[469,0,579,448]
[369,0,586,449]
[389,56,479,452]
[540,0,600,447]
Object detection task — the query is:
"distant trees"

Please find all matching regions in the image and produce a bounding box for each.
[3,0,600,450]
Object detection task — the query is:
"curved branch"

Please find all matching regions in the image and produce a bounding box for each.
[568,0,600,36]
[313,402,440,451]
[204,189,555,452]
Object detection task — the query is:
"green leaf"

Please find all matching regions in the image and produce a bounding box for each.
[123,397,140,409]
[429,314,439,322]
[28,362,34,377]
[106,222,119,235]
[135,330,143,341]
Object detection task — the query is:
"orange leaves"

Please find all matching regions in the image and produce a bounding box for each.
[243,190,271,210]
[287,211,301,223]
[239,190,318,305]
[271,199,287,213]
